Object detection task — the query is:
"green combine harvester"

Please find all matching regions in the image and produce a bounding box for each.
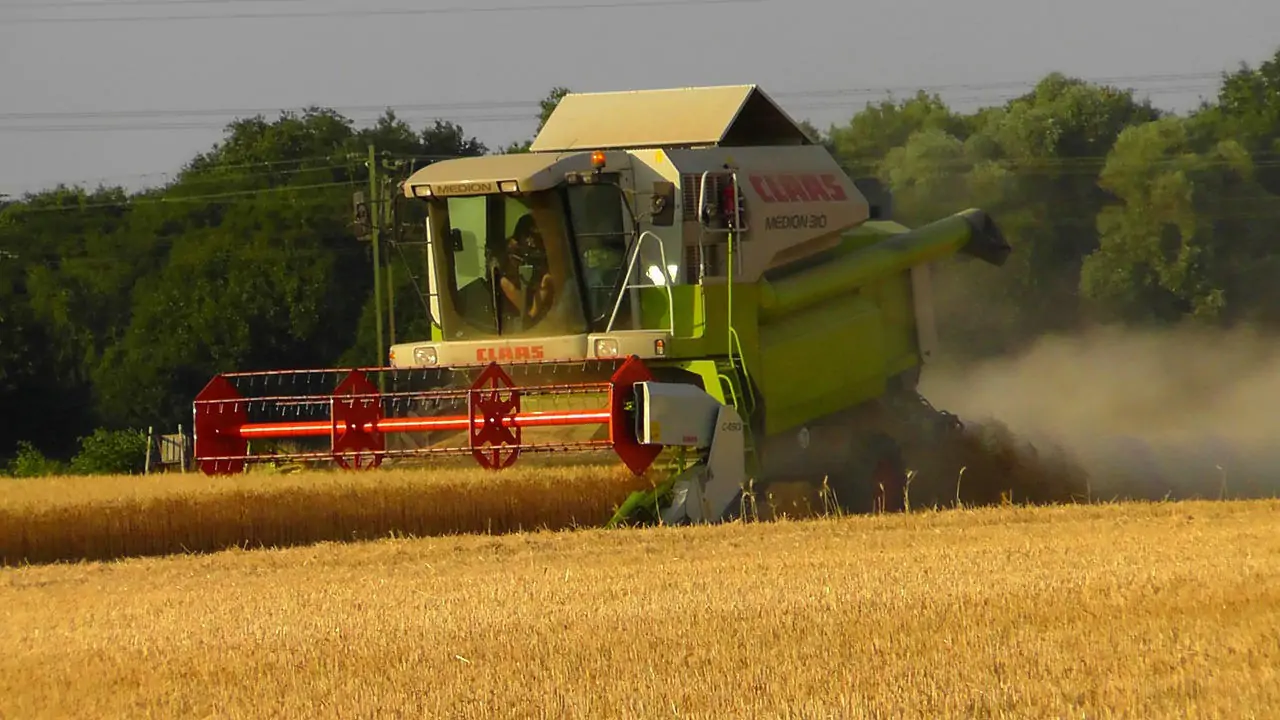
[192,84,1012,525]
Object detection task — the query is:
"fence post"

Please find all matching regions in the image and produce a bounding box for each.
[144,426,154,475]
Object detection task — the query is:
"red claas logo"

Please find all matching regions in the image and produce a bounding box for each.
[476,345,545,363]
[748,173,849,203]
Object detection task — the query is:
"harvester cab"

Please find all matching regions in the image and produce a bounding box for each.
[390,86,879,369]
[192,85,1012,526]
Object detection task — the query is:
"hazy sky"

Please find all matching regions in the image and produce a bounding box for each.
[2,0,1278,197]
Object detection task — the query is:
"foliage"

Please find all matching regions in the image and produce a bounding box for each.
[1,54,1279,462]
[67,428,150,476]
[0,104,488,461]
[6,442,65,478]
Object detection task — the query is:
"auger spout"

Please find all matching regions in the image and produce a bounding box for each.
[756,208,1011,322]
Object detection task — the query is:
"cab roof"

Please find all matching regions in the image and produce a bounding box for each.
[401,151,596,198]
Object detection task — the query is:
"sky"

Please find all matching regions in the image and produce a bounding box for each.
[1,0,1279,198]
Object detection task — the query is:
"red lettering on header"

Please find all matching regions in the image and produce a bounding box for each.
[748,173,849,203]
[475,345,545,363]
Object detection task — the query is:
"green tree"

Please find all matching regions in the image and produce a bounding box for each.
[6,441,65,477]
[69,428,148,475]
[829,91,970,178]
[0,186,142,455]
[0,106,491,456]
[868,75,1164,357]
[1209,49,1280,193]
[1080,116,1275,325]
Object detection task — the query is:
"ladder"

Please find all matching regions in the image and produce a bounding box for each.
[696,170,761,480]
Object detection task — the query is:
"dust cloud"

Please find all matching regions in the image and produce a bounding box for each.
[920,324,1280,503]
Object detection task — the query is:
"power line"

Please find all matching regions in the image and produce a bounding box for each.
[0,90,1225,134]
[1,152,447,193]
[6,0,313,7]
[0,71,1241,192]
[0,81,1226,137]
[0,72,1226,123]
[787,73,1225,98]
[0,0,768,24]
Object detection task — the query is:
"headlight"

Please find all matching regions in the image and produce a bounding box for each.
[413,346,438,365]
[594,338,619,358]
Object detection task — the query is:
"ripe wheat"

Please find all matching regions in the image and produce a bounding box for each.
[1,500,1278,718]
[0,461,652,565]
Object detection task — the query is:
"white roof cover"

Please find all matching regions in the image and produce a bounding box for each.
[529,84,813,152]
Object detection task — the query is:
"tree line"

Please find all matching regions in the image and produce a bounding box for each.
[2,50,1278,473]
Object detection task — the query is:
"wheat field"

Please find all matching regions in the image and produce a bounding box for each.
[0,462,657,566]
[0,412,1105,568]
[2,499,1278,718]
[0,461,917,567]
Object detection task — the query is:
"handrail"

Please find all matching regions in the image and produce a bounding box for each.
[695,171,712,283]
[728,325,757,415]
[604,230,676,336]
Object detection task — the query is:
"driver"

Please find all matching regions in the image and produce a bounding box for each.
[492,214,556,325]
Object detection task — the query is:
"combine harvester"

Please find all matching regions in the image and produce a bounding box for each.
[192,85,1012,525]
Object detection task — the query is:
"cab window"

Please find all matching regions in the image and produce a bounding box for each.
[565,180,629,330]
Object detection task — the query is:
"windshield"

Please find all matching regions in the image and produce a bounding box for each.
[428,190,588,341]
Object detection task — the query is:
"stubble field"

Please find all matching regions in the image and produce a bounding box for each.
[2,498,1279,718]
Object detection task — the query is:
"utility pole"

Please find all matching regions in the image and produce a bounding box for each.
[385,206,396,347]
[379,156,403,349]
[384,157,414,347]
[368,144,386,371]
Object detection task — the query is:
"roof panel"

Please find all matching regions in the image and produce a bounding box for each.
[529,85,811,152]
[401,152,594,195]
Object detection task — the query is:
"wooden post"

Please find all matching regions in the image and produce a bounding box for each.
[144,426,154,475]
